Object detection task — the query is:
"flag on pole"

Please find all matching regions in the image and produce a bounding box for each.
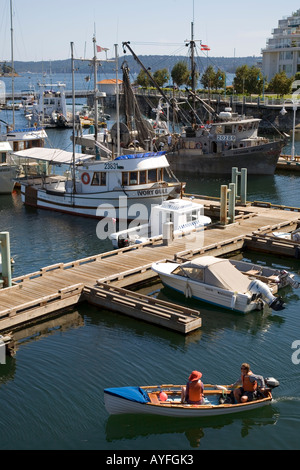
[97,45,109,53]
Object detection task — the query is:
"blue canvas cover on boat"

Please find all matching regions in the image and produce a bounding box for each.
[115,151,165,160]
[104,386,150,403]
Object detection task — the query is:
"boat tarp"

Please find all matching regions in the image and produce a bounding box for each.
[115,151,165,160]
[104,386,150,403]
[12,147,93,165]
[183,256,250,293]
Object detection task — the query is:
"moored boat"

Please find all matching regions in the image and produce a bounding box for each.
[168,109,286,176]
[15,148,183,219]
[151,255,295,313]
[110,198,211,248]
[0,142,17,194]
[104,378,280,417]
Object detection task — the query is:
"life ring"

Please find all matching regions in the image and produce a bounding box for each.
[81,172,90,184]
[238,125,243,132]
[196,142,202,149]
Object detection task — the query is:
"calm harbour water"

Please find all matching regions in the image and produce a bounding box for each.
[0,75,300,451]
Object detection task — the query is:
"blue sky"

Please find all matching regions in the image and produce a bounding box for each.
[1,1,300,62]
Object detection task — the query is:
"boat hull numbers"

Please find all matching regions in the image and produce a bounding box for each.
[216,135,236,142]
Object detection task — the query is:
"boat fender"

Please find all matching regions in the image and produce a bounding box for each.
[230,293,237,309]
[185,283,192,298]
[159,391,168,401]
[81,172,90,185]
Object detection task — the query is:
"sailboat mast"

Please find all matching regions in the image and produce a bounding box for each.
[71,42,76,194]
[10,0,15,129]
[93,35,98,144]
[114,44,120,157]
[190,21,196,125]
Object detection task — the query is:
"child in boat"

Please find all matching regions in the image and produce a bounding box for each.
[229,362,265,403]
[181,370,205,405]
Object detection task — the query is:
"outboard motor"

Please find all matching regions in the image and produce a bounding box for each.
[248,279,285,311]
[278,270,299,289]
[264,377,280,389]
[118,235,129,248]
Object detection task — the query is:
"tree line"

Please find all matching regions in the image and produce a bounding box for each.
[136,61,297,97]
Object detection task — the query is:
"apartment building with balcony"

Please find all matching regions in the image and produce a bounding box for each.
[262,9,300,81]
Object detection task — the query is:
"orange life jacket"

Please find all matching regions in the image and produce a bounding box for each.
[242,372,257,392]
[186,380,203,403]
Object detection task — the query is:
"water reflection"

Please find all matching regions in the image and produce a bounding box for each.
[105,406,279,447]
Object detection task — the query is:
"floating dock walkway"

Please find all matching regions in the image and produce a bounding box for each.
[0,197,299,335]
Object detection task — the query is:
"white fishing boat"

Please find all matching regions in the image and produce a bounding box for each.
[151,255,291,313]
[0,142,17,194]
[26,82,71,128]
[15,148,183,219]
[14,43,183,219]
[104,378,280,417]
[110,198,211,248]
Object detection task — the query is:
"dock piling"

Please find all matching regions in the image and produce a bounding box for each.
[0,232,12,288]
[220,183,236,224]
[232,167,247,205]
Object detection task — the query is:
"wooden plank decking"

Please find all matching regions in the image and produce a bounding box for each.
[0,197,299,333]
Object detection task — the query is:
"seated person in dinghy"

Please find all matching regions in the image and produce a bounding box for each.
[230,362,266,403]
[181,370,205,405]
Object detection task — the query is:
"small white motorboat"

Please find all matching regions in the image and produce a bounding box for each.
[104,378,280,417]
[271,228,300,242]
[109,198,212,248]
[151,256,291,313]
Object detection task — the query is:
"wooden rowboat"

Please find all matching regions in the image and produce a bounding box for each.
[104,380,279,417]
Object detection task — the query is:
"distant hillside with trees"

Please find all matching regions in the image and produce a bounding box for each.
[5,55,260,75]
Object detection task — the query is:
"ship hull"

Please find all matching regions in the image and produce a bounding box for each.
[168,140,283,176]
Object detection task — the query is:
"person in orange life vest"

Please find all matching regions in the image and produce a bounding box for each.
[181,370,205,404]
[229,363,265,403]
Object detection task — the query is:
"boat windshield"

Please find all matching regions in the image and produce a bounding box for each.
[182,267,204,281]
[172,265,204,281]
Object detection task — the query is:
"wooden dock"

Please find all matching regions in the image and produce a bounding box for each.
[0,197,299,334]
[277,155,300,171]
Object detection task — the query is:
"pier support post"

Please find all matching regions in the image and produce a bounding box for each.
[163,222,174,245]
[231,167,247,205]
[240,168,247,205]
[0,232,12,288]
[220,185,228,225]
[228,183,236,223]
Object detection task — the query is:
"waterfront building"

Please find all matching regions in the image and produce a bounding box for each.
[262,9,300,81]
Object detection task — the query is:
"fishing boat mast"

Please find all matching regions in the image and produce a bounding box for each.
[71,41,76,194]
[10,0,15,129]
[190,22,196,122]
[114,44,120,157]
[93,34,99,149]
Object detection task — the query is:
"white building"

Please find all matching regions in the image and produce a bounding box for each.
[262,9,300,81]
[97,79,123,96]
